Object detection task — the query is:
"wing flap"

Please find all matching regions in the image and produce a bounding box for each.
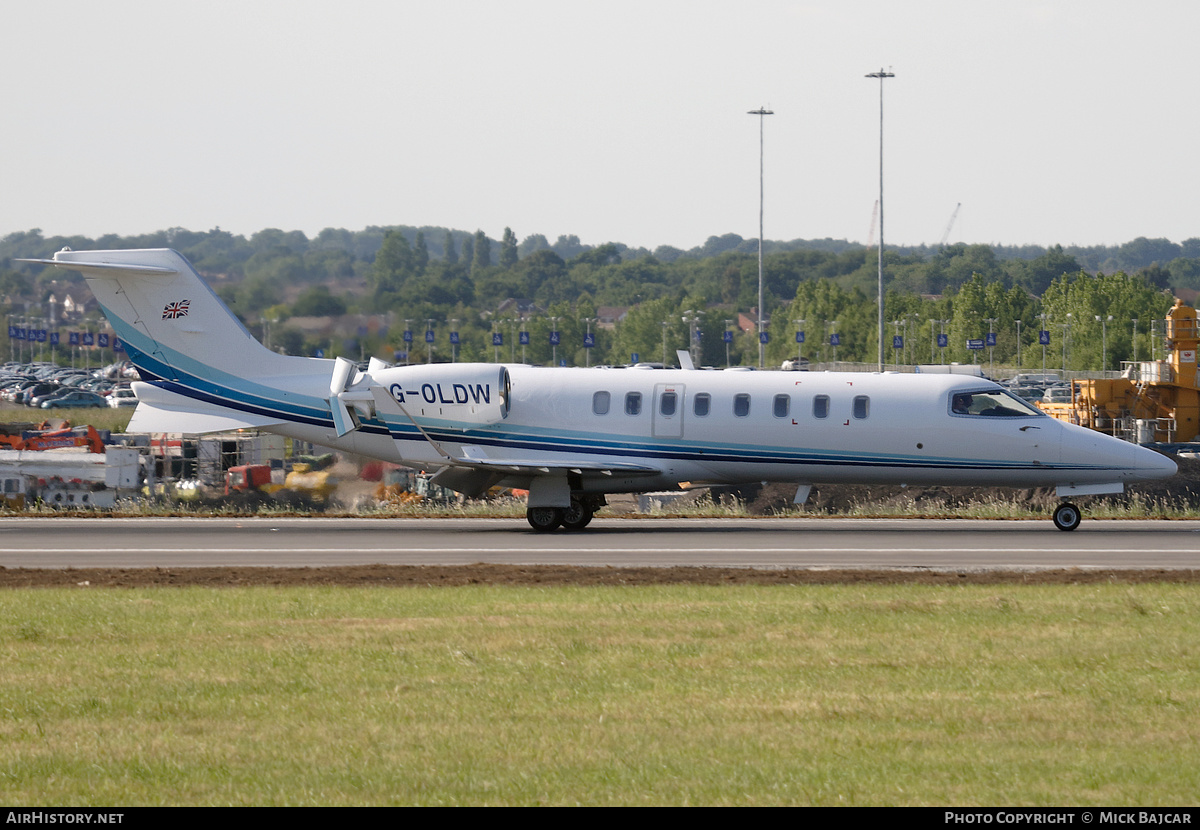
[447,457,661,475]
[427,456,660,499]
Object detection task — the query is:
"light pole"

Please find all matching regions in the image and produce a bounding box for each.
[825,320,840,364]
[1038,313,1049,377]
[1015,319,1023,371]
[1096,315,1112,375]
[1132,318,1139,363]
[866,68,894,372]
[1061,313,1072,375]
[902,311,912,367]
[661,321,669,367]
[682,310,700,367]
[748,106,774,368]
[984,317,998,375]
[583,318,597,367]
[549,316,561,367]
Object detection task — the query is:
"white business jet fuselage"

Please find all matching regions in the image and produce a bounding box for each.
[25,248,1176,531]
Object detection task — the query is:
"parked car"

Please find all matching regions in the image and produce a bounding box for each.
[1011,372,1061,387]
[41,390,107,409]
[17,382,62,405]
[28,387,74,408]
[108,388,138,408]
[1042,385,1074,404]
[1009,386,1045,403]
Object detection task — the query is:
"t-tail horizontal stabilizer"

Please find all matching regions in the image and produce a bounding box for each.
[127,382,288,434]
[17,256,178,277]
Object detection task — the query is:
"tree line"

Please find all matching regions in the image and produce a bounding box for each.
[0,226,1185,372]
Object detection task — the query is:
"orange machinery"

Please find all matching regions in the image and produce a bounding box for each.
[1038,300,1199,444]
[0,423,107,454]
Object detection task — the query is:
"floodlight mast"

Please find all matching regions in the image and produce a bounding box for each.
[866,68,894,372]
[748,106,774,368]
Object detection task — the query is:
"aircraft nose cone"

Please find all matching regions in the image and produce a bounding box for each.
[1137,445,1178,479]
[1059,424,1176,481]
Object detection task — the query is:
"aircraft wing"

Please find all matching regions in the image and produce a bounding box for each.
[451,443,661,475]
[367,385,661,497]
[444,457,660,474]
[427,454,660,498]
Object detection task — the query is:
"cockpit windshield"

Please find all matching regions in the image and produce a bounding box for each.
[949,388,1044,418]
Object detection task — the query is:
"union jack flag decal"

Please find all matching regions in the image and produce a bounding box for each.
[162,300,191,320]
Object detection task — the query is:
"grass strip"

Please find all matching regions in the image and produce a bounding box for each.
[2,583,1198,805]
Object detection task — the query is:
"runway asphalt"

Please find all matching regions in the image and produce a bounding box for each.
[1,516,1198,570]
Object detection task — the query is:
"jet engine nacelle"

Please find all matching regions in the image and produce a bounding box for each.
[373,363,511,424]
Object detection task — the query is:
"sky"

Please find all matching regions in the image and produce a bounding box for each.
[3,0,1198,252]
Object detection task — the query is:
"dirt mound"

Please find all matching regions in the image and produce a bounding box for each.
[3,564,1200,589]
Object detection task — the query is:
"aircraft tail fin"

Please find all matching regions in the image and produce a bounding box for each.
[21,248,334,435]
[21,248,297,383]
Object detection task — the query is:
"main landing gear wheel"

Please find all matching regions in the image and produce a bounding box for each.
[561,498,595,531]
[526,506,563,533]
[1053,502,1082,532]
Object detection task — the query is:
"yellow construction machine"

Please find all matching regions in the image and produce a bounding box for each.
[1037,300,1199,444]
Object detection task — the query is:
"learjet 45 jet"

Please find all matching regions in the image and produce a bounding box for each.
[24,248,1176,531]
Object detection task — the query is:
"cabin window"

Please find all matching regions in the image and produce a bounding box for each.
[660,391,677,416]
[592,391,610,415]
[733,393,751,417]
[773,394,790,418]
[694,393,711,417]
[813,395,830,419]
[625,392,642,416]
[853,395,870,419]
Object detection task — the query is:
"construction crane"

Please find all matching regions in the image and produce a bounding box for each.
[938,203,962,248]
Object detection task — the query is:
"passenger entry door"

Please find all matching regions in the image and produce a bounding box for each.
[653,383,684,439]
